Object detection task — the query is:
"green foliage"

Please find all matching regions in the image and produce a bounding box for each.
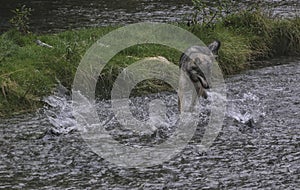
[221,11,273,59]
[270,19,300,55]
[189,0,282,28]
[0,26,120,116]
[190,0,239,27]
[0,31,20,62]
[212,27,253,74]
[9,5,33,34]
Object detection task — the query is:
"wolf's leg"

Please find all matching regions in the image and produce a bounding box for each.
[178,70,191,112]
[178,73,185,112]
[178,95,181,112]
[189,81,202,111]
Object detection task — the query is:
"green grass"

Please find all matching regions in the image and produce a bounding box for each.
[0,27,117,115]
[1,11,300,116]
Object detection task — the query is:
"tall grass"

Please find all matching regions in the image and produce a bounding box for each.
[270,18,300,55]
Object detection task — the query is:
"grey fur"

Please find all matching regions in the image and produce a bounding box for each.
[178,40,221,111]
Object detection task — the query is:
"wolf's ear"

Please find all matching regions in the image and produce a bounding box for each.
[208,40,221,55]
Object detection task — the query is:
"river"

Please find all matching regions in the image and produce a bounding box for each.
[0,0,299,33]
[0,57,299,189]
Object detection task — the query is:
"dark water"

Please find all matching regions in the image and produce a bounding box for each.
[0,0,299,33]
[0,58,299,189]
[0,0,192,33]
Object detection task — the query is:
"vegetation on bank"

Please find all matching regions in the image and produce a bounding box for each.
[0,10,300,116]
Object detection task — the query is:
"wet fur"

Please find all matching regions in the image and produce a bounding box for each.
[178,40,221,112]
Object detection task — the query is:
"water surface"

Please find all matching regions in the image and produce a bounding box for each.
[0,0,299,33]
[0,58,299,189]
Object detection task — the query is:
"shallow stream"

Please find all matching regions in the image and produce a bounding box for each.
[0,58,299,189]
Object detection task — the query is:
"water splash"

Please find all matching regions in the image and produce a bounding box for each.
[43,80,266,138]
[226,92,266,127]
[43,83,180,137]
[94,93,181,140]
[43,83,78,134]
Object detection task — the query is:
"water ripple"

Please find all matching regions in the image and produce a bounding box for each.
[0,58,299,189]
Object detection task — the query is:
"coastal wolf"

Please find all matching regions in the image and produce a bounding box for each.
[178,40,221,112]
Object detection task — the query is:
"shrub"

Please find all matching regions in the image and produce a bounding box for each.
[9,5,33,34]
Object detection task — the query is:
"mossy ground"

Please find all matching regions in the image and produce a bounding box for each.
[1,11,300,117]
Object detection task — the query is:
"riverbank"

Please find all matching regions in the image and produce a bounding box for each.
[1,11,300,117]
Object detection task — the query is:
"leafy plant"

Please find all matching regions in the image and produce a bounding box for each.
[189,0,237,28]
[189,0,281,28]
[9,5,33,34]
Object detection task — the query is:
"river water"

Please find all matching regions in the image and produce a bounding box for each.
[0,57,299,189]
[0,0,299,33]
